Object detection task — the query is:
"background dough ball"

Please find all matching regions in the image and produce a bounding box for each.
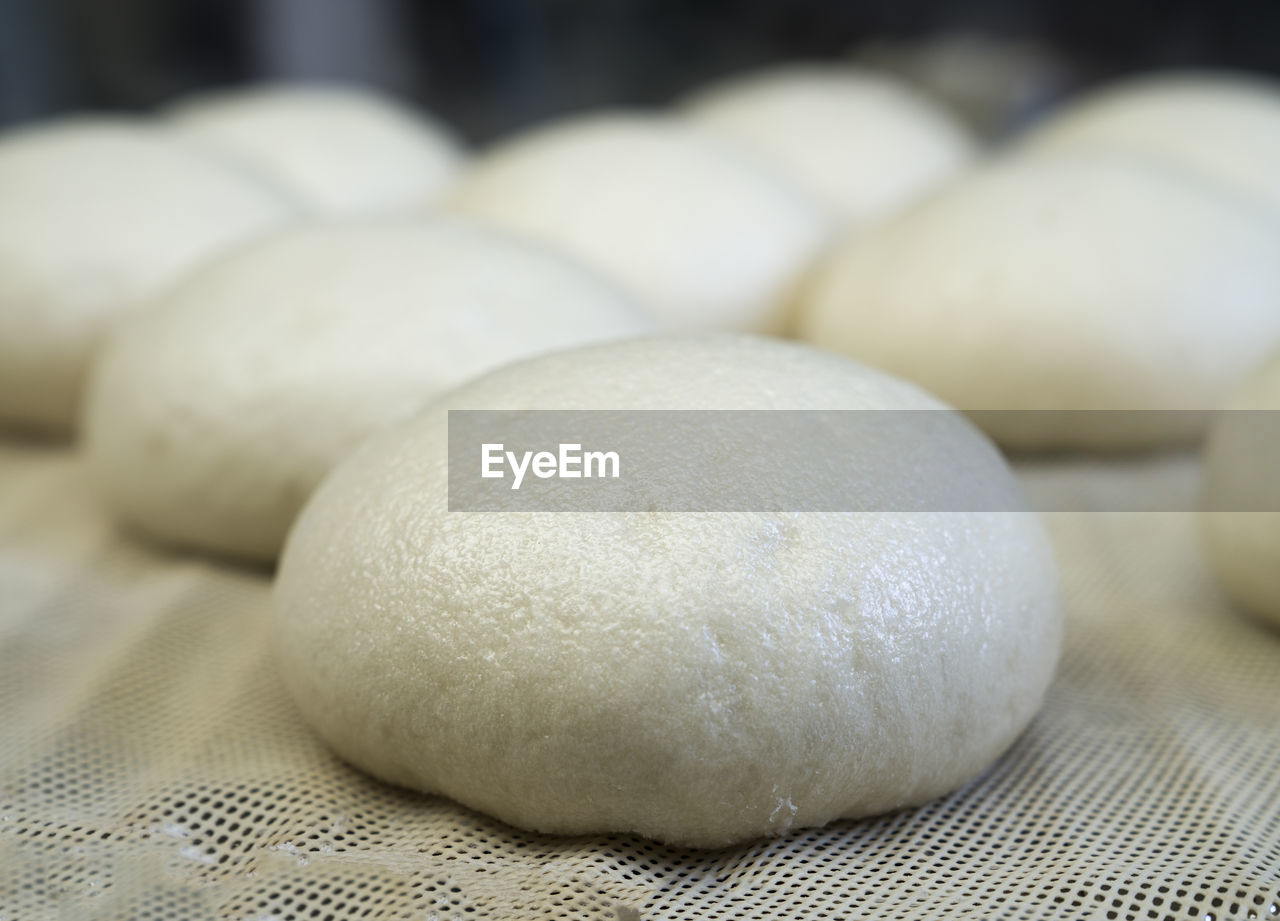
[446,113,831,333]
[274,335,1062,848]
[83,221,651,562]
[1021,72,1280,210]
[1202,352,1280,627]
[682,65,978,226]
[796,151,1280,450]
[0,118,294,434]
[169,83,464,216]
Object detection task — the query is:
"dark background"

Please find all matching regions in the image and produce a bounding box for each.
[2,0,1278,139]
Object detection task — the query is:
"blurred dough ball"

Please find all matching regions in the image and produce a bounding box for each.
[682,65,978,225]
[83,220,651,562]
[1022,72,1280,210]
[169,83,464,216]
[0,118,294,434]
[797,152,1280,449]
[1202,353,1280,627]
[446,113,830,332]
[274,335,1062,848]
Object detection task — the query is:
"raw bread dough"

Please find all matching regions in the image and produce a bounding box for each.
[169,84,464,216]
[83,220,651,562]
[796,151,1280,449]
[273,335,1063,848]
[1202,352,1280,627]
[683,65,977,226]
[0,118,294,434]
[446,113,831,333]
[1021,72,1280,210]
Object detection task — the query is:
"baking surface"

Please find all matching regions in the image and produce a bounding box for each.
[1,441,1277,920]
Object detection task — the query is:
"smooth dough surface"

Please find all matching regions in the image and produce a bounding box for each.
[1021,72,1280,210]
[170,84,464,216]
[446,113,831,333]
[1202,352,1280,627]
[0,117,294,433]
[683,65,977,225]
[797,151,1280,449]
[274,335,1063,848]
[83,220,651,562]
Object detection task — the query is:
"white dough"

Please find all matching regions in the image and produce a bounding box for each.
[273,335,1063,848]
[170,84,464,216]
[1022,72,1280,210]
[797,151,1280,449]
[1202,352,1280,627]
[446,113,831,332]
[683,65,978,225]
[0,118,294,434]
[83,221,651,561]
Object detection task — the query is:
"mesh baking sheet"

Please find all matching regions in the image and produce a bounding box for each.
[1,442,1277,921]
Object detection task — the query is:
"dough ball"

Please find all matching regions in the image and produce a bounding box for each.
[83,220,651,562]
[1202,352,1280,627]
[683,65,978,226]
[446,113,831,332]
[0,118,294,434]
[796,151,1280,449]
[169,83,464,216]
[1021,72,1280,210]
[274,335,1062,848]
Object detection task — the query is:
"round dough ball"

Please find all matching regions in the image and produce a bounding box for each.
[446,113,831,332]
[274,335,1062,848]
[683,65,978,226]
[83,221,651,562]
[1021,72,1280,210]
[797,151,1280,449]
[1202,352,1280,627]
[0,117,294,434]
[169,83,464,216]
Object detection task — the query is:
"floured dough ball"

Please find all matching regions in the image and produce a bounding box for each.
[274,335,1062,848]
[1202,353,1280,627]
[169,84,464,216]
[797,152,1280,449]
[683,65,977,226]
[0,117,293,434]
[83,221,651,561]
[1022,72,1280,210]
[446,113,830,332]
